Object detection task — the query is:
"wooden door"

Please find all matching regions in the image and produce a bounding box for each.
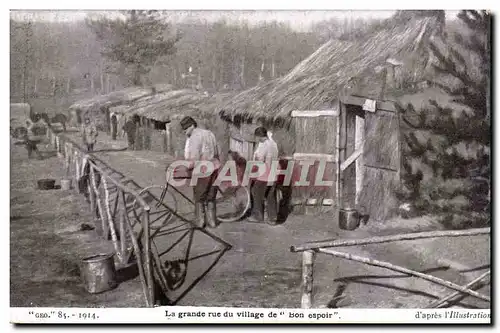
[358,106,400,221]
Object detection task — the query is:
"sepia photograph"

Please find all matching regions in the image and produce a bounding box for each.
[9,7,491,323]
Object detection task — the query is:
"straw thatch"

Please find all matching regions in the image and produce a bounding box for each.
[69,83,173,113]
[219,12,443,127]
[129,89,233,122]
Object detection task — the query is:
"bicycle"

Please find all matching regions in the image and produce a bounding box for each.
[131,160,252,231]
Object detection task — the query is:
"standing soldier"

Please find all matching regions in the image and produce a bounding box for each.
[24,115,44,159]
[81,117,98,152]
[248,126,279,224]
[180,116,221,229]
[110,112,118,140]
[123,116,137,150]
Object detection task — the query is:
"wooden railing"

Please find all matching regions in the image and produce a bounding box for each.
[290,227,491,309]
[47,127,155,307]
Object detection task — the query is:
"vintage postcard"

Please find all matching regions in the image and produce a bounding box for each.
[9,9,491,324]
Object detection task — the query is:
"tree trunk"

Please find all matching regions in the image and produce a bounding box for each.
[212,68,216,89]
[90,74,95,93]
[33,76,38,95]
[66,77,71,94]
[271,58,276,79]
[240,55,245,88]
[52,74,57,96]
[133,69,141,86]
[100,70,104,93]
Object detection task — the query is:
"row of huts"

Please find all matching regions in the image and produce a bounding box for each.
[68,11,444,221]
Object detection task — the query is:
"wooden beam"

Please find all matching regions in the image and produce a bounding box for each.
[341,95,396,113]
[355,115,365,205]
[317,248,490,302]
[336,102,342,208]
[427,271,490,308]
[290,227,490,253]
[340,147,362,171]
[301,250,315,309]
[306,198,334,206]
[291,110,340,118]
[293,153,336,162]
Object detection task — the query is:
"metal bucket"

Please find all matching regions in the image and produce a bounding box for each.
[339,208,361,231]
[60,179,72,190]
[80,253,118,294]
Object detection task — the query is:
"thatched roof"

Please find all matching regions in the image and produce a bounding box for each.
[69,83,173,113]
[110,89,234,123]
[219,11,444,127]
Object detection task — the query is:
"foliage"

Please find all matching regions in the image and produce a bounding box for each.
[397,10,490,229]
[86,10,179,86]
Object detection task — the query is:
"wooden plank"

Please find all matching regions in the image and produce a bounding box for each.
[291,110,339,118]
[340,147,362,171]
[364,111,399,170]
[340,95,396,113]
[292,115,337,207]
[355,115,365,205]
[358,167,399,221]
[336,102,342,208]
[293,153,335,162]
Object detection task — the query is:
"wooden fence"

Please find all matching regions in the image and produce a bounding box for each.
[47,127,155,307]
[290,228,491,309]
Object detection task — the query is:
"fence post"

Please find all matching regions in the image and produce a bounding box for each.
[143,209,154,306]
[301,250,315,309]
[165,122,172,155]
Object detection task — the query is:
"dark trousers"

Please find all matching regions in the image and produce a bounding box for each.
[193,172,218,203]
[86,143,95,152]
[111,124,117,140]
[25,140,41,159]
[126,133,135,149]
[250,180,277,221]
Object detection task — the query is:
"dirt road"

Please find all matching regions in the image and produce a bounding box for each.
[54,130,490,309]
[10,139,146,307]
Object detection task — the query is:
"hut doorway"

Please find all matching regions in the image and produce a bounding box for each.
[339,95,400,221]
[339,103,365,210]
[290,96,400,221]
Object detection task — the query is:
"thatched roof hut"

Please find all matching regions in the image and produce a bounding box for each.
[69,84,173,114]
[119,89,233,123]
[218,11,444,127]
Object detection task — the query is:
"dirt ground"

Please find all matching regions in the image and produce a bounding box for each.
[9,129,487,309]
[10,139,146,308]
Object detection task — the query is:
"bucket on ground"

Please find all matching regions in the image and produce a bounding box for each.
[37,179,56,190]
[80,253,118,294]
[60,179,72,190]
[339,207,361,231]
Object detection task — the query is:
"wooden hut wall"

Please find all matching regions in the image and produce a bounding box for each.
[150,129,167,153]
[358,108,400,221]
[226,122,295,162]
[291,110,338,207]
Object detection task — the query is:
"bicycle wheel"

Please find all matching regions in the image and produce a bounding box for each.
[132,185,178,231]
[215,185,251,223]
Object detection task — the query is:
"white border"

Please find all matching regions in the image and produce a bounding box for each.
[3,1,498,332]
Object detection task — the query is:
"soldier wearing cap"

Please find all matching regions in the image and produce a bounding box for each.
[248,126,279,224]
[180,116,221,228]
